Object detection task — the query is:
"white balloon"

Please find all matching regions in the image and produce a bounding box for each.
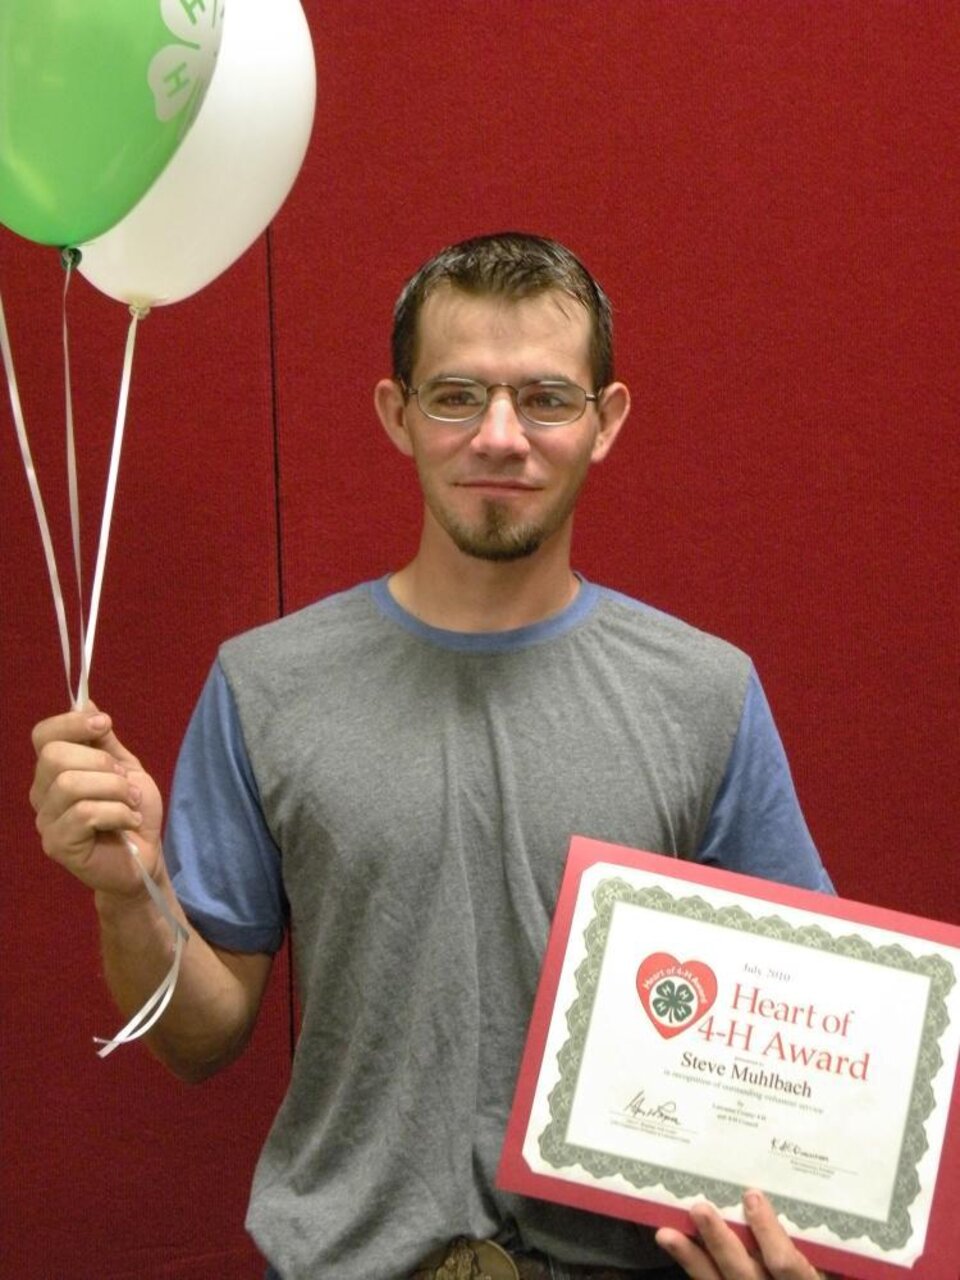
[78,0,316,308]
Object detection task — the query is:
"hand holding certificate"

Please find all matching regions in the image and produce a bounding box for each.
[497,838,960,1280]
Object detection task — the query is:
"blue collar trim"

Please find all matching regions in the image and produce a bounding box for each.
[367,574,600,653]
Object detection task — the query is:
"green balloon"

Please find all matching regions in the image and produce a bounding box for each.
[0,0,223,246]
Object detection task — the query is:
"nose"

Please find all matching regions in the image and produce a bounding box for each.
[469,385,530,456]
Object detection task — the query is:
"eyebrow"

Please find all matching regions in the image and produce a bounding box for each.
[427,371,578,384]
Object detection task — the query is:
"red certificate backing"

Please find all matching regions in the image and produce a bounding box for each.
[497,837,960,1280]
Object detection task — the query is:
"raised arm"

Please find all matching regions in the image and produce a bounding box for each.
[30,707,272,1082]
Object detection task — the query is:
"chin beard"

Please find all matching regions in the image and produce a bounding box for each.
[446,500,546,562]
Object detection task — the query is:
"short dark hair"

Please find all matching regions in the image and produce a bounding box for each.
[392,232,614,390]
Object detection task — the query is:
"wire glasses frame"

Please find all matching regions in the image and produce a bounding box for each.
[402,376,601,429]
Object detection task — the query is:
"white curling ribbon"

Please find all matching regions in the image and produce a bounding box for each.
[0,258,143,708]
[0,287,74,701]
[94,836,190,1060]
[83,302,146,679]
[62,261,89,708]
[1,270,185,1054]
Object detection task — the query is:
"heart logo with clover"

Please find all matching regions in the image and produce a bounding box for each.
[636,952,717,1039]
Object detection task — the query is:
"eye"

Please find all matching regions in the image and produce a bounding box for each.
[522,383,578,410]
[527,390,566,409]
[439,388,483,407]
[422,380,485,412]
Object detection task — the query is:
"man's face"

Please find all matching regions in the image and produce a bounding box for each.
[393,287,624,563]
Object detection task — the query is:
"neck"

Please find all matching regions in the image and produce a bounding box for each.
[389,519,579,632]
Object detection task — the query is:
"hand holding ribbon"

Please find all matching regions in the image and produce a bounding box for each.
[29,706,188,1058]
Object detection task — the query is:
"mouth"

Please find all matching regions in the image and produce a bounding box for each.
[455,478,540,493]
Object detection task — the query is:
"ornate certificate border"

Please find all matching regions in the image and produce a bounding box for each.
[538,877,953,1251]
[497,837,960,1280]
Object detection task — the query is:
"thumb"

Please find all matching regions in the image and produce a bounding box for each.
[79,701,144,773]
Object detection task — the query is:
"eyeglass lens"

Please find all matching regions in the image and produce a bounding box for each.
[416,379,588,426]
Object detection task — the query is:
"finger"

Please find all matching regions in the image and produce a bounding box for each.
[38,800,144,866]
[742,1191,822,1278]
[32,705,143,772]
[30,741,130,812]
[654,1225,723,1280]
[79,701,146,772]
[32,707,111,755]
[32,706,142,773]
[682,1201,767,1279]
[38,767,142,827]
[85,722,144,773]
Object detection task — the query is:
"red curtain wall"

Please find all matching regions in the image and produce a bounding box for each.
[1,3,956,1275]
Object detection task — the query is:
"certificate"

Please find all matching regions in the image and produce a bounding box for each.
[497,837,960,1280]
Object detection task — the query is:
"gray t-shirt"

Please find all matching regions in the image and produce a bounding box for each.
[166,577,831,1279]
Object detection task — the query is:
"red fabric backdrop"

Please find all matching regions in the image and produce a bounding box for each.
[1,3,956,1275]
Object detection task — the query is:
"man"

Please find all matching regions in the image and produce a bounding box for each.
[31,234,832,1280]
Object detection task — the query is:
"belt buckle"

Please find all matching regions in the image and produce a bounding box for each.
[431,1237,519,1280]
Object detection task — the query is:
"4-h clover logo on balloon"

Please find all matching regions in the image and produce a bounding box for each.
[0,0,226,246]
[149,0,224,130]
[636,952,718,1039]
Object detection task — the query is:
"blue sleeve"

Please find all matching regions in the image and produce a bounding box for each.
[696,667,834,893]
[164,659,288,953]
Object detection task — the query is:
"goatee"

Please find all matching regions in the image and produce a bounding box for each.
[447,500,545,562]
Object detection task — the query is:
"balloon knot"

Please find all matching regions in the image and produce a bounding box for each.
[129,305,151,321]
[60,246,82,272]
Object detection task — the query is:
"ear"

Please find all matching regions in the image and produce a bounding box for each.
[374,378,414,457]
[590,381,630,463]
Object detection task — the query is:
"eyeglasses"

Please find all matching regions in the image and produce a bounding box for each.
[403,377,600,428]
